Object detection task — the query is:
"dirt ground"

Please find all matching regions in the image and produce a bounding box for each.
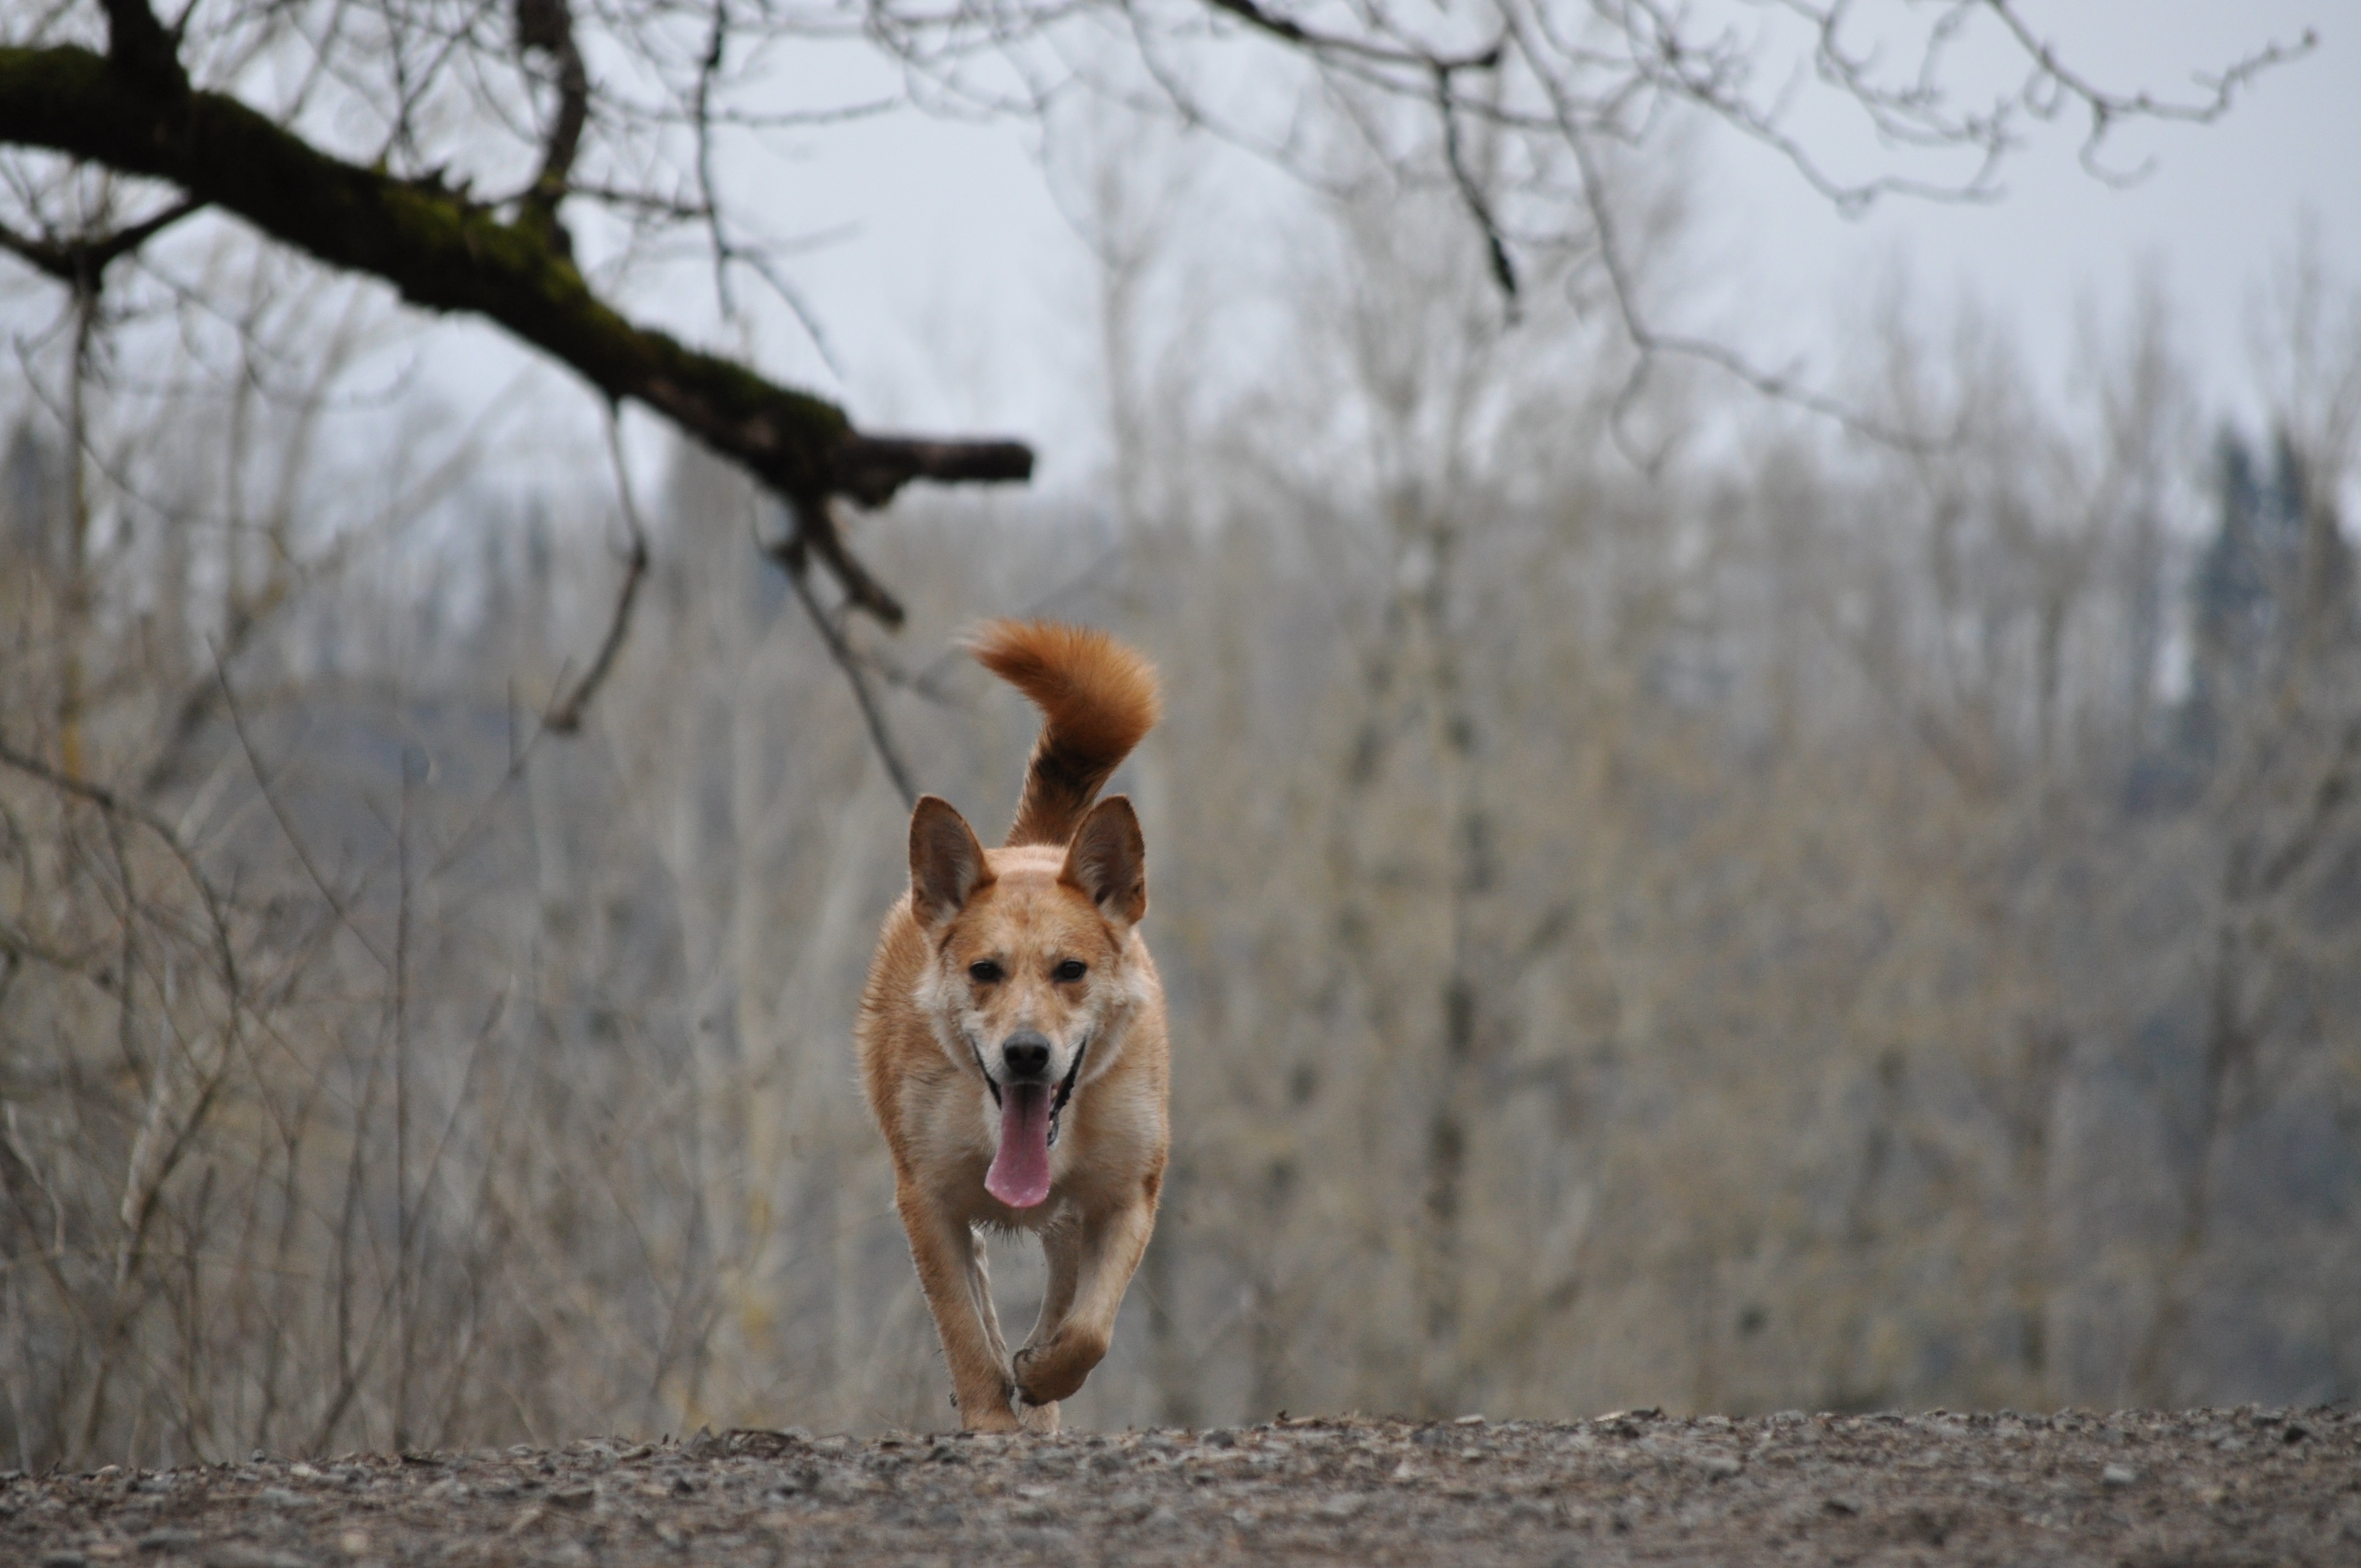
[7,1406,2356,1567]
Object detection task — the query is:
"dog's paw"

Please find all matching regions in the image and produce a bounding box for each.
[961,1401,1024,1434]
[1016,1398,1060,1435]
[1012,1327,1109,1406]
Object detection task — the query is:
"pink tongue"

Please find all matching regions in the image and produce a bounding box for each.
[986,1084,1054,1208]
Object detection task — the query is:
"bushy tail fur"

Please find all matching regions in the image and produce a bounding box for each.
[969,620,1161,847]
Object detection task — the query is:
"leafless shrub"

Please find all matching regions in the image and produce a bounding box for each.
[3,129,2357,1469]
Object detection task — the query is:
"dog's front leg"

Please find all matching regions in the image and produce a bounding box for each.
[1012,1190,1154,1407]
[895,1182,1021,1432]
[1009,1221,1085,1434]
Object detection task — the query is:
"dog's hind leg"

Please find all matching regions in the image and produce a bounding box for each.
[1012,1190,1155,1407]
[895,1182,1021,1432]
[966,1235,1014,1371]
[973,1235,1061,1430]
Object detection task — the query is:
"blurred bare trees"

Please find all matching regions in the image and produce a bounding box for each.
[1067,176,2361,1425]
[6,105,2361,1475]
[0,0,2311,648]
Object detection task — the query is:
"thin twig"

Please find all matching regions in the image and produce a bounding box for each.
[210,649,393,972]
[0,739,241,993]
[1499,0,1934,465]
[0,198,205,289]
[1435,65,1518,313]
[543,403,651,734]
[770,508,919,807]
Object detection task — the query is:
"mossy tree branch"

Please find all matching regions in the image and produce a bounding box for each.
[0,40,1032,627]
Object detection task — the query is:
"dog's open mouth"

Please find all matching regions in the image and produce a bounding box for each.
[983,1039,1087,1211]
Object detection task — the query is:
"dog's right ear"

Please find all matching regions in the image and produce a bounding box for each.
[910,796,991,930]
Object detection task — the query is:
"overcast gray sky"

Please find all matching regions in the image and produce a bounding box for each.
[282,0,2356,516]
[1690,1,2359,429]
[735,0,2355,483]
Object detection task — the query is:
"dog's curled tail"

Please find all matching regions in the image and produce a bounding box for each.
[969,619,1161,848]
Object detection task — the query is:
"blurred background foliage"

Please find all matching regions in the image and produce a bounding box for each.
[4,101,2360,1472]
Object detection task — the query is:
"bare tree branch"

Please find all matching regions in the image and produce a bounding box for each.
[1435,66,1518,312]
[0,42,1032,621]
[1979,2,2317,183]
[97,0,181,90]
[1201,0,1502,74]
[0,737,241,994]
[513,0,589,255]
[0,197,204,289]
[767,501,920,806]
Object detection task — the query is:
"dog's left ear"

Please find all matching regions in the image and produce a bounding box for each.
[1060,796,1147,929]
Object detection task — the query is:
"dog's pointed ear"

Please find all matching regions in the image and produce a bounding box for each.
[911,796,991,930]
[1059,796,1146,929]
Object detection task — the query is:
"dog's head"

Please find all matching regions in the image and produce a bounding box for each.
[907,794,1149,1208]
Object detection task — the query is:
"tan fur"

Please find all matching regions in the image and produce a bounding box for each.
[969,619,1162,848]
[856,622,1167,1433]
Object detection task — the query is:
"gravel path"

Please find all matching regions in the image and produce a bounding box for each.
[7,1406,2356,1566]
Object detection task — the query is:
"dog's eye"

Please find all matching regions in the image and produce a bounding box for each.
[968,960,1004,984]
[1053,959,1087,983]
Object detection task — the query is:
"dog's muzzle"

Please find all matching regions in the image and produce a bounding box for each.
[970,1033,1089,1147]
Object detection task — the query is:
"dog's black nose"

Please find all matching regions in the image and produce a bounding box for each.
[1002,1033,1051,1080]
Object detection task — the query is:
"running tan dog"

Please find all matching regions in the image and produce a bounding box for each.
[857,620,1167,1434]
